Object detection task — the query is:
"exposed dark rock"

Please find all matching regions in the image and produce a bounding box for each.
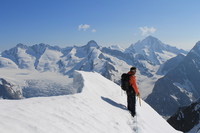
[0,78,23,99]
[167,99,200,132]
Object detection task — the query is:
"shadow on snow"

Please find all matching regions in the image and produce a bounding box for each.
[101,96,127,111]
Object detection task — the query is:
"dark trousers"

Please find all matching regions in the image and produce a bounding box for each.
[127,91,136,117]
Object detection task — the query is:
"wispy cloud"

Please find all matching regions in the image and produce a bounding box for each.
[78,24,90,31]
[91,29,96,33]
[139,26,156,36]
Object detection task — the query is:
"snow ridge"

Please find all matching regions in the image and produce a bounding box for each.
[0,71,181,133]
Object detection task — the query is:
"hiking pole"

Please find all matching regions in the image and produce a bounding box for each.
[137,94,142,106]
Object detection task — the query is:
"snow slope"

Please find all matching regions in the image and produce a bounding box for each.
[0,71,181,133]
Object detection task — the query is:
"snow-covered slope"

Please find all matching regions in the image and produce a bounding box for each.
[157,54,185,75]
[107,45,125,52]
[0,57,18,69]
[0,71,181,133]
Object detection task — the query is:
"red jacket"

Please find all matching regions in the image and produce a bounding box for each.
[128,72,139,94]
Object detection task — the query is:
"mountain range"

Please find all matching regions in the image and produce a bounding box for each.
[125,36,187,65]
[0,36,187,99]
[1,36,187,77]
[146,41,200,117]
[2,36,200,132]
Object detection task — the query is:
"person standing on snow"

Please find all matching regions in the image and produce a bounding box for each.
[127,66,140,117]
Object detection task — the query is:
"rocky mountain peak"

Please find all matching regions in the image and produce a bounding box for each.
[189,41,200,57]
[0,78,23,99]
[16,43,28,49]
[86,40,99,48]
[142,35,162,44]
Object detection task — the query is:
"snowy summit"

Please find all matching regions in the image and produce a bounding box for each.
[0,71,181,133]
[125,36,187,65]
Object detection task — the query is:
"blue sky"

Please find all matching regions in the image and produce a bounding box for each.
[0,0,200,51]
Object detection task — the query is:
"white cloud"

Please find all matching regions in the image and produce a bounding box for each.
[139,26,156,36]
[78,24,90,31]
[91,29,96,33]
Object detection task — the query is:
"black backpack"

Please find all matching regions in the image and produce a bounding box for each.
[121,73,131,91]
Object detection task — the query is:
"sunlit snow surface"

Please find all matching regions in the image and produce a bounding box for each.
[0,71,181,133]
